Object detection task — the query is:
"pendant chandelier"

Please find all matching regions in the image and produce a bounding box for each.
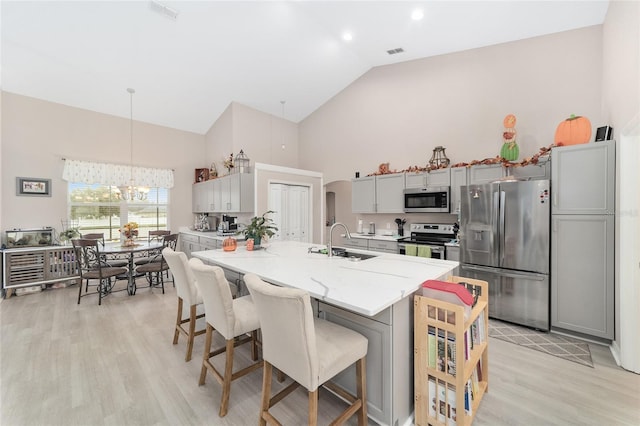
[117,88,149,201]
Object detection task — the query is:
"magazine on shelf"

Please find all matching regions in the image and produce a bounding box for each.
[428,326,437,369]
[437,330,457,376]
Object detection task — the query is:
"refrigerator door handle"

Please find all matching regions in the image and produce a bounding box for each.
[461,264,546,281]
[493,190,500,265]
[499,190,506,266]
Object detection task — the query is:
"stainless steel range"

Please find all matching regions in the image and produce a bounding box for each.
[398,223,457,259]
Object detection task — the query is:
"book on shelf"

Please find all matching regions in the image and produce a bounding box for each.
[436,330,457,376]
[428,326,437,369]
[429,377,457,425]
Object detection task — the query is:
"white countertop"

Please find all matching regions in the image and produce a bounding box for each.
[191,240,458,317]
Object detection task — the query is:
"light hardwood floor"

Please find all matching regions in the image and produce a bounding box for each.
[1,283,639,426]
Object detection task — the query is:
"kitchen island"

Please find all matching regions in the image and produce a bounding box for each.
[191,241,458,426]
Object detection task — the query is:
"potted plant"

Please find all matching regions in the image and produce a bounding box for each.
[239,211,278,247]
[59,227,81,245]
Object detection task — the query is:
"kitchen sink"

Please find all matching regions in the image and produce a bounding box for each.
[331,247,377,261]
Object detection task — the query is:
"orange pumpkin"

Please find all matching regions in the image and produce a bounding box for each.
[554,114,592,146]
[222,236,237,252]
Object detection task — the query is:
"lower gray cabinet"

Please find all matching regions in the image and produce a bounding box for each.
[551,214,614,339]
[317,296,414,426]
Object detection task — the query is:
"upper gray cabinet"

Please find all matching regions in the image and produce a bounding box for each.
[405,169,450,188]
[375,173,405,213]
[405,172,428,188]
[192,173,254,213]
[551,141,615,215]
[468,164,505,184]
[352,174,405,213]
[449,167,468,215]
[352,176,377,213]
[192,180,214,213]
[426,168,451,187]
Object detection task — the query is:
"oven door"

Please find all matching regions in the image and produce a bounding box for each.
[398,243,445,259]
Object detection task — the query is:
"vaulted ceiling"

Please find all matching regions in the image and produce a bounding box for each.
[1,1,609,134]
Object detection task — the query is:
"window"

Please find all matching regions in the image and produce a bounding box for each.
[68,183,168,240]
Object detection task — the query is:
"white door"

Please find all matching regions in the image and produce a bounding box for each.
[269,183,310,242]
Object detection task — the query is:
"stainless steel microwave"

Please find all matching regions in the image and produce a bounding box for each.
[403,186,450,213]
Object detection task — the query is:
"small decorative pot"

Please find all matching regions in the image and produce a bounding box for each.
[246,238,254,251]
[222,236,237,252]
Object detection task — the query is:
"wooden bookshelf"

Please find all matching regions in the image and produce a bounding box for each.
[415,276,489,426]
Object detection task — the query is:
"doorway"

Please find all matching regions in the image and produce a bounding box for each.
[268,183,311,242]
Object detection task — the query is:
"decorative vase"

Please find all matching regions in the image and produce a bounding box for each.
[124,237,135,247]
[246,238,254,251]
[222,236,237,252]
[252,235,262,247]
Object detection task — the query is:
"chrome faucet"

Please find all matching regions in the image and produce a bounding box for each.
[328,222,351,258]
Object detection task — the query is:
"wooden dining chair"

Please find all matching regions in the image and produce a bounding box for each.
[136,234,178,293]
[72,239,128,305]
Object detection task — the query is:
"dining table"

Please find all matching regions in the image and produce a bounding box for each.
[101,241,164,295]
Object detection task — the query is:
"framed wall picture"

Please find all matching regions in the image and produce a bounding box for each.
[16,177,52,197]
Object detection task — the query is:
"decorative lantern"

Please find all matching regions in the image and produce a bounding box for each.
[235,149,250,173]
[429,146,450,168]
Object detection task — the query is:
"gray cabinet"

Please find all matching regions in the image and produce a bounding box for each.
[351,176,376,213]
[180,233,201,257]
[219,173,254,213]
[352,174,405,213]
[552,141,615,215]
[193,174,254,214]
[468,164,504,184]
[426,168,450,186]
[449,166,468,216]
[368,239,398,254]
[317,296,414,426]
[404,172,428,188]
[192,180,214,213]
[550,140,616,340]
[551,215,614,339]
[339,236,368,249]
[375,173,405,213]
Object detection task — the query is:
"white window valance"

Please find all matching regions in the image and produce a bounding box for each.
[62,159,174,189]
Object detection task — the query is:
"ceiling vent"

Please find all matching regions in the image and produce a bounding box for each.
[386,47,404,55]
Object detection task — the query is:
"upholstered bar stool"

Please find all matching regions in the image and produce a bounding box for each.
[162,248,205,361]
[189,260,262,417]
[244,273,368,426]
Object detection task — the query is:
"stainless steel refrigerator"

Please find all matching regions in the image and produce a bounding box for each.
[459,179,551,330]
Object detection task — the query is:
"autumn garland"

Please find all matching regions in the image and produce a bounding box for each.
[367,145,554,176]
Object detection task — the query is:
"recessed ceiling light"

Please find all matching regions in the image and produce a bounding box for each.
[411,9,424,21]
[342,32,353,42]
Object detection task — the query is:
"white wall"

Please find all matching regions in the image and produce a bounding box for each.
[602,0,640,372]
[299,26,603,184]
[1,92,205,234]
[205,102,299,176]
